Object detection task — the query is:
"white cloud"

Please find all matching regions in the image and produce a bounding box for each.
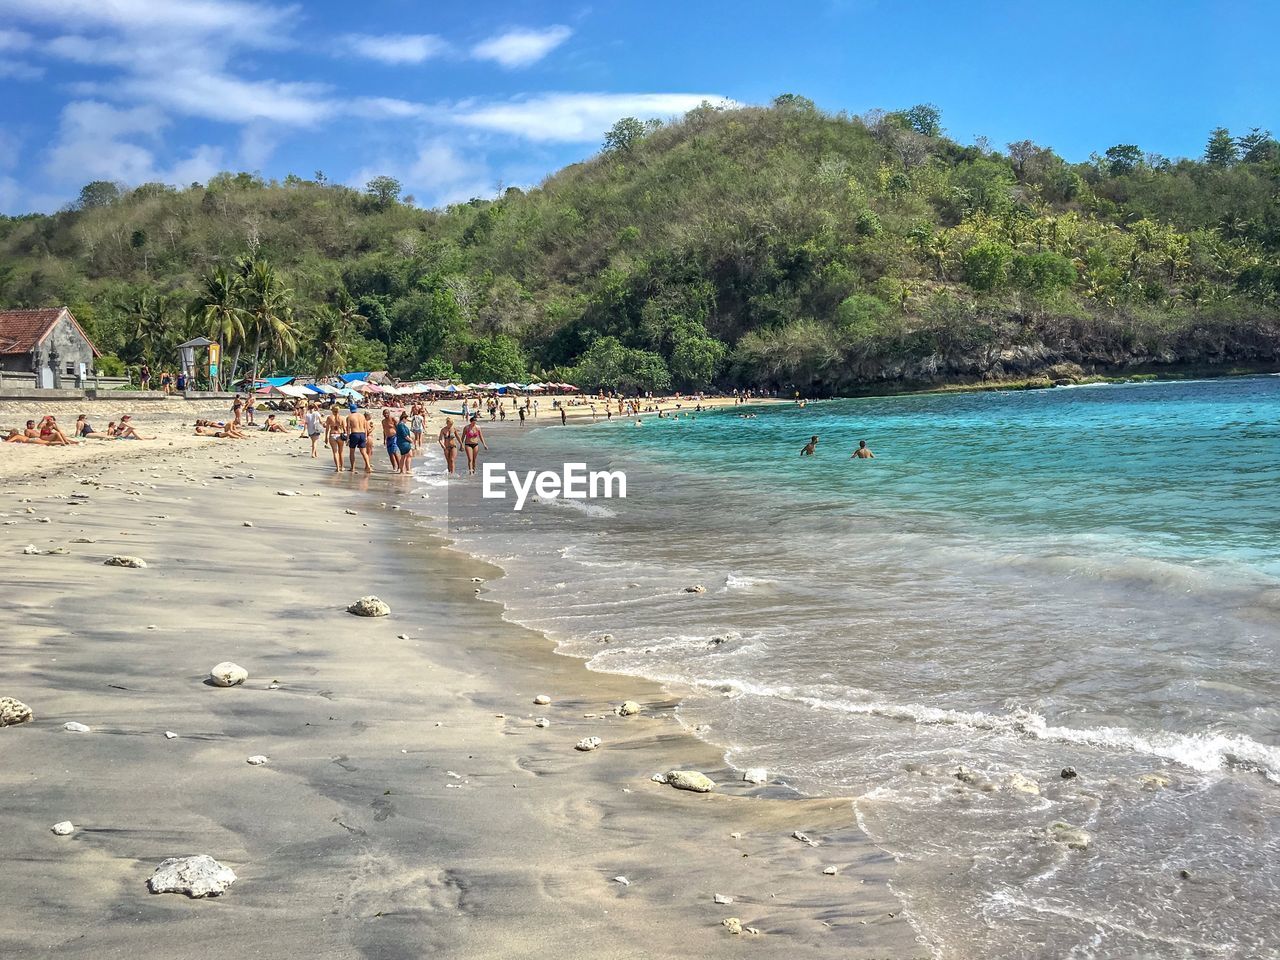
[348,139,493,209]
[471,25,571,68]
[0,27,32,50]
[122,70,335,126]
[46,101,168,185]
[343,33,449,65]
[0,0,295,47]
[0,61,42,79]
[44,100,221,189]
[165,144,224,185]
[450,92,735,142]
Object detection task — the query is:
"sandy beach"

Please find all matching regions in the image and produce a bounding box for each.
[0,413,920,959]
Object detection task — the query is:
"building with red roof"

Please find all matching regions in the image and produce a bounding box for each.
[0,307,101,387]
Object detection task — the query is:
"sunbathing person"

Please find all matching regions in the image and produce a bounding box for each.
[194,425,243,439]
[261,414,287,433]
[5,429,51,444]
[74,414,116,439]
[38,416,74,444]
[112,415,155,440]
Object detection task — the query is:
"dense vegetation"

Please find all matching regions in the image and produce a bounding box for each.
[2,97,1279,393]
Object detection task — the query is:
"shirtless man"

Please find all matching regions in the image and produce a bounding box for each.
[381,409,401,472]
[345,405,373,473]
[5,428,50,444]
[262,414,287,433]
[851,440,875,459]
[800,435,819,456]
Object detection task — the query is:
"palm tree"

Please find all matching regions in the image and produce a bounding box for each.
[240,259,296,388]
[312,305,351,379]
[191,265,247,389]
[120,289,173,366]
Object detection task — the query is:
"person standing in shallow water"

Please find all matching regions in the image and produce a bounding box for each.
[800,435,819,456]
[461,415,487,476]
[395,412,414,474]
[438,417,461,475]
[852,440,875,459]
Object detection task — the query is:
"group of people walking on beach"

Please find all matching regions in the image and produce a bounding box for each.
[302,400,489,477]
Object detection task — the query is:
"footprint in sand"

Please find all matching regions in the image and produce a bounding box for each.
[371,796,396,821]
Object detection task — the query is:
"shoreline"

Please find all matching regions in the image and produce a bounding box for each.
[0,427,923,958]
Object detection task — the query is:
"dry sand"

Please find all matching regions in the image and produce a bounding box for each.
[0,417,922,959]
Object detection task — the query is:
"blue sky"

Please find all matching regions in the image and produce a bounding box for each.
[1,0,1277,215]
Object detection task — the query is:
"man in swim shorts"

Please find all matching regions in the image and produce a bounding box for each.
[345,406,372,473]
[852,440,875,459]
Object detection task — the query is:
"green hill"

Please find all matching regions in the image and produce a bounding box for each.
[2,96,1279,393]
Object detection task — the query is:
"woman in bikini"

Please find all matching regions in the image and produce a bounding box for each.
[437,418,461,476]
[324,404,347,472]
[461,415,488,476]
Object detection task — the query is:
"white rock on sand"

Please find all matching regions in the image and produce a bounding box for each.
[792,830,819,847]
[164,731,178,739]
[103,555,147,568]
[684,585,706,594]
[534,717,550,728]
[52,821,75,836]
[246,755,268,765]
[347,596,390,617]
[654,770,715,793]
[0,697,33,726]
[533,695,551,705]
[822,866,838,875]
[147,855,237,897]
[614,700,641,716]
[242,521,253,527]
[63,721,91,733]
[575,737,602,752]
[722,918,743,935]
[714,893,734,904]
[209,662,248,687]
[742,767,768,784]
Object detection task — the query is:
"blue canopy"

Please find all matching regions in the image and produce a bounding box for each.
[339,372,371,383]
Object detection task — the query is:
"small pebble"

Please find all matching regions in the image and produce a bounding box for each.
[533,695,551,705]
[63,721,91,733]
[822,866,838,875]
[714,893,734,904]
[164,731,178,739]
[52,821,75,836]
[246,755,268,765]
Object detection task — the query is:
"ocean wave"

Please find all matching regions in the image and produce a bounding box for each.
[540,495,618,518]
[724,572,778,591]
[688,678,1280,782]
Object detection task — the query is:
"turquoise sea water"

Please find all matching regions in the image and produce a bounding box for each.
[420,376,1280,959]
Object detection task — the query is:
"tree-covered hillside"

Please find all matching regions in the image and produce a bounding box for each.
[2,96,1279,392]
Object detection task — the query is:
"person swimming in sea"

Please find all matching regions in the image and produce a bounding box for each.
[800,435,819,456]
[852,440,875,459]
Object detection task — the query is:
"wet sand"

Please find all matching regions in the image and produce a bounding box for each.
[0,430,922,958]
